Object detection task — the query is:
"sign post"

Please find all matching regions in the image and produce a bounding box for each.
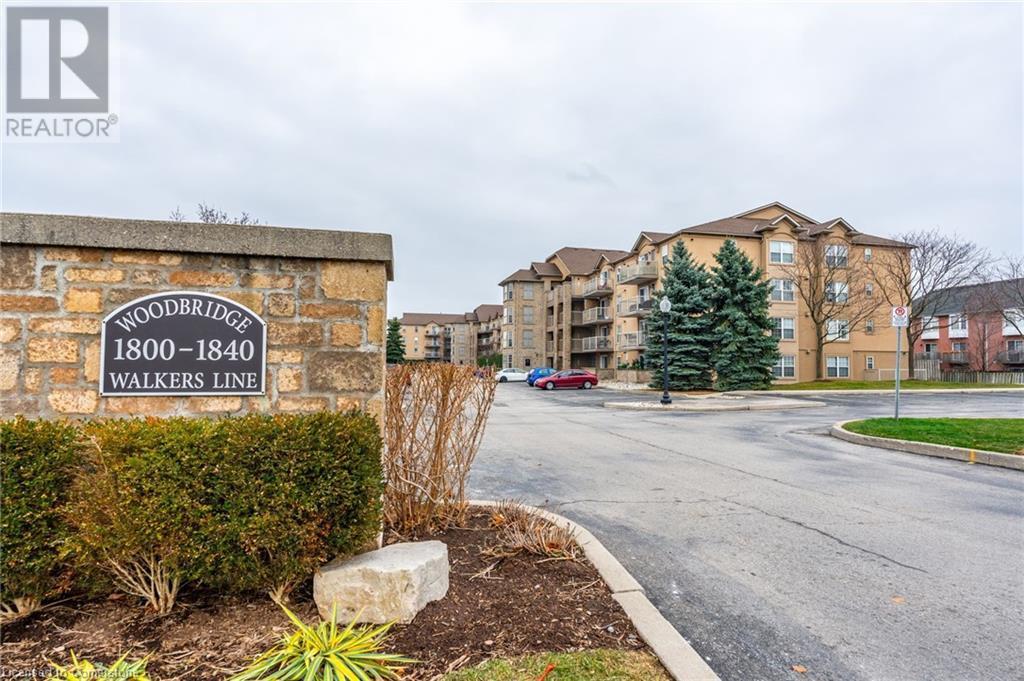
[890,305,910,420]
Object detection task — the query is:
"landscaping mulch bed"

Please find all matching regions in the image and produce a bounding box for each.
[2,509,648,680]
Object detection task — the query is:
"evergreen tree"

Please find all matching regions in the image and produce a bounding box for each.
[386,317,405,364]
[708,239,779,390]
[646,241,716,390]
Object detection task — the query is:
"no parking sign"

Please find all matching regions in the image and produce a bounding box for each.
[891,306,909,327]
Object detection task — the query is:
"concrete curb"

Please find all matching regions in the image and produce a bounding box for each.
[470,500,719,681]
[830,420,1024,471]
[734,387,1024,396]
[604,398,823,412]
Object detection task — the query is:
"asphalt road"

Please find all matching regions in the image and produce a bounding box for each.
[468,385,1024,681]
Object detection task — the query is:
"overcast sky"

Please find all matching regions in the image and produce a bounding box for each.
[3,2,1022,316]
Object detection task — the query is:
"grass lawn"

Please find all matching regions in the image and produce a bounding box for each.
[843,418,1024,454]
[443,650,669,680]
[771,380,1019,391]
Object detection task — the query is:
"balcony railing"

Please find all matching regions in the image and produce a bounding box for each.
[581,278,612,298]
[941,352,969,364]
[617,332,646,350]
[580,307,612,325]
[617,263,658,285]
[570,336,613,353]
[915,351,940,361]
[424,351,443,360]
[997,350,1024,365]
[616,297,652,317]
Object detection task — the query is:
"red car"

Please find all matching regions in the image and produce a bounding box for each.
[535,369,599,390]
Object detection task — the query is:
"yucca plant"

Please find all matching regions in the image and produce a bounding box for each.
[231,605,414,680]
[50,651,150,680]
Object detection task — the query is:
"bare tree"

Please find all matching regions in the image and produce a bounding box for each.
[992,255,1024,336]
[169,203,260,225]
[781,237,880,379]
[869,229,992,376]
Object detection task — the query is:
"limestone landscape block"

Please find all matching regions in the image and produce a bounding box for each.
[313,541,449,624]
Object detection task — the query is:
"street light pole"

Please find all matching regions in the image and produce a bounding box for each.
[659,297,672,405]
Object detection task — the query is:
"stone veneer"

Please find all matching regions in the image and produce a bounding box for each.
[0,212,393,420]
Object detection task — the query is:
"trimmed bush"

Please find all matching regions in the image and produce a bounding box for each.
[65,412,383,611]
[0,417,79,620]
[208,412,384,602]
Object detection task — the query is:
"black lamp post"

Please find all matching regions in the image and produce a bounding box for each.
[659,297,672,405]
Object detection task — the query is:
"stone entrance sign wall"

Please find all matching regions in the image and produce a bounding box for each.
[0,212,393,419]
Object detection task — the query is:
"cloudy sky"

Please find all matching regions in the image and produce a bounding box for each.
[4,2,1022,316]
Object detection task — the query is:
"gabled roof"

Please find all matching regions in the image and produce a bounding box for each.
[548,246,632,275]
[399,312,470,326]
[730,201,818,224]
[628,230,673,252]
[809,218,859,236]
[754,214,809,233]
[530,261,562,277]
[912,278,1024,316]
[499,268,541,285]
[472,304,503,322]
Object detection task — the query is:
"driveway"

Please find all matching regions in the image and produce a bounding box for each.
[468,385,1024,681]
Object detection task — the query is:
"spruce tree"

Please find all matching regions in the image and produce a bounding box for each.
[646,241,716,390]
[386,317,405,364]
[708,239,779,390]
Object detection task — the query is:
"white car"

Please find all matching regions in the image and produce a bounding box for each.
[495,368,529,383]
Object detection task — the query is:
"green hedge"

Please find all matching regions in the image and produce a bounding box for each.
[0,418,80,611]
[3,411,383,610]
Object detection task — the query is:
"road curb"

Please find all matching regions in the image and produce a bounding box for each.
[734,387,1024,396]
[470,500,720,681]
[830,420,1024,471]
[604,399,823,412]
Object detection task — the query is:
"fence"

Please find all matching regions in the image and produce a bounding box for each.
[940,371,1024,385]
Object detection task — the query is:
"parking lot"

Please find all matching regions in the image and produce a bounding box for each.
[470,384,1024,681]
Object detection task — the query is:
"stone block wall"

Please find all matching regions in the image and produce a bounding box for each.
[0,214,392,420]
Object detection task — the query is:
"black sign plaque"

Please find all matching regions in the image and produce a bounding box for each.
[100,291,267,396]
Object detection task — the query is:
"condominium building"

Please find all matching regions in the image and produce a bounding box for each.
[912,278,1024,372]
[398,304,503,364]
[498,202,912,382]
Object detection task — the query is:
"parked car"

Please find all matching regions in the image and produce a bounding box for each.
[526,367,556,386]
[495,368,529,383]
[535,369,599,390]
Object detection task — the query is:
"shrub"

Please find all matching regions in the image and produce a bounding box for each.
[231,605,412,681]
[384,364,496,536]
[50,652,150,680]
[0,417,79,621]
[68,417,222,614]
[486,500,579,561]
[208,412,383,603]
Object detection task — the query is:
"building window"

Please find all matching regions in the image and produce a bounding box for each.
[866,356,875,370]
[826,356,850,378]
[504,331,513,348]
[1008,340,1024,351]
[523,306,534,324]
[771,317,795,340]
[825,244,849,267]
[771,279,795,302]
[638,286,649,302]
[1004,309,1024,335]
[772,355,795,378]
[504,283,514,301]
[952,341,967,352]
[864,247,873,262]
[865,282,874,297]
[523,283,534,300]
[949,314,969,338]
[921,316,940,339]
[825,281,849,303]
[504,306,513,324]
[827,319,850,341]
[769,240,795,264]
[661,244,670,263]
[505,354,513,368]
[865,319,875,334]
[524,357,532,367]
[522,330,534,348]
[924,342,938,354]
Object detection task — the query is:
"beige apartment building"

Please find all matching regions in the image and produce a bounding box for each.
[398,304,502,364]
[497,202,911,383]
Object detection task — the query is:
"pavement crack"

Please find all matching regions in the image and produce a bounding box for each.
[724,499,929,574]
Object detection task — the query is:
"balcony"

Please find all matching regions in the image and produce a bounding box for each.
[915,351,940,361]
[570,336,613,353]
[617,263,658,285]
[997,351,1024,365]
[617,332,646,350]
[941,352,969,365]
[425,329,443,337]
[579,307,612,325]
[424,351,443,360]
[581,278,612,299]
[616,297,652,317]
